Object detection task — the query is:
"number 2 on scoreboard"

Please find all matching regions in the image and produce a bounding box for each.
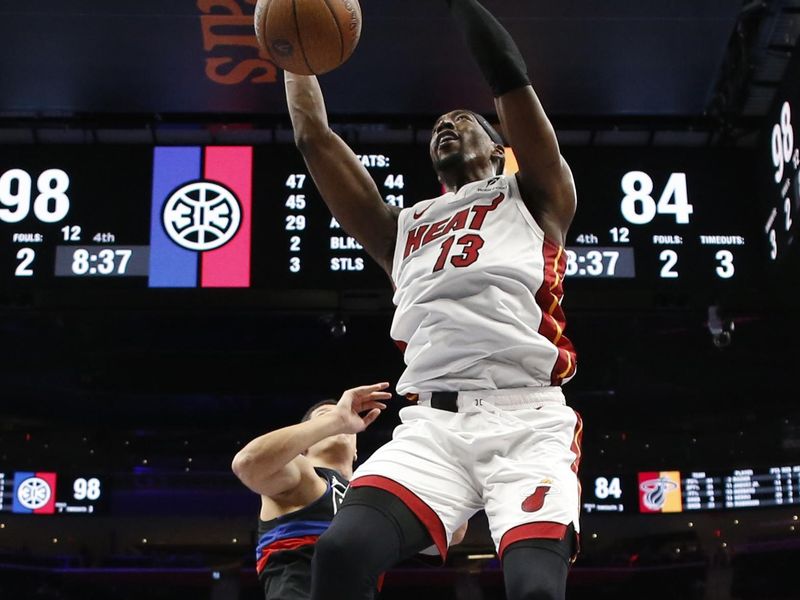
[15,248,35,277]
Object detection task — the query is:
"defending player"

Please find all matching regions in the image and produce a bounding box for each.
[231,383,389,600]
[283,1,582,598]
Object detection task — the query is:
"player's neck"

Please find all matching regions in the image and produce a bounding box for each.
[440,165,496,193]
[310,452,354,479]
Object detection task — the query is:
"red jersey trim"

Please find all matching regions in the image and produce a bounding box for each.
[534,238,577,385]
[351,475,448,561]
[571,410,584,563]
[255,535,319,574]
[498,522,568,558]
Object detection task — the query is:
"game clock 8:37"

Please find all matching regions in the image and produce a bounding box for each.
[0,146,153,288]
[564,148,756,288]
[0,144,758,301]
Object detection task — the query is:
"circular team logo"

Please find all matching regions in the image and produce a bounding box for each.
[16,476,52,510]
[162,181,241,251]
[639,477,678,511]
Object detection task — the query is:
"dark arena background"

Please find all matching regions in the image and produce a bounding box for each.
[1,1,800,599]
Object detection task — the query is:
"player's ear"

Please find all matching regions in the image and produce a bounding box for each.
[492,143,505,162]
[492,144,506,174]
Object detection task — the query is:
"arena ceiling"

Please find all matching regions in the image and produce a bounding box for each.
[0,0,796,122]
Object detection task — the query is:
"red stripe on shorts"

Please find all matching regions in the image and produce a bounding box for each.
[498,521,568,559]
[571,410,584,502]
[569,411,584,563]
[350,475,448,560]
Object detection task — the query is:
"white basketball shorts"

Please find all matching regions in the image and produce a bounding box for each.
[350,387,583,560]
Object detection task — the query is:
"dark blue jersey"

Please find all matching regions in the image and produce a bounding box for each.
[255,467,348,600]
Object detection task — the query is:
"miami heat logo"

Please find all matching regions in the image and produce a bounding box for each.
[639,477,678,511]
[522,480,553,513]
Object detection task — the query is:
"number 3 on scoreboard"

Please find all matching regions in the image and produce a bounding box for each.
[15,247,35,277]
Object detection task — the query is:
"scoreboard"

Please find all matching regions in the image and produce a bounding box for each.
[761,46,800,267]
[0,144,759,303]
[0,471,106,515]
[583,465,800,514]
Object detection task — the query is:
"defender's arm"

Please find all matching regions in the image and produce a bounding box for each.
[231,383,389,499]
[232,413,340,499]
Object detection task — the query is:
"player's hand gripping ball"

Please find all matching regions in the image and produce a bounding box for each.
[255,0,362,75]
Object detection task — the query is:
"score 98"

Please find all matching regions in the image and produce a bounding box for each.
[772,101,796,184]
[0,168,71,224]
[73,477,101,501]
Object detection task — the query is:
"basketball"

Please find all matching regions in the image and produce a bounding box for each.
[254,0,362,76]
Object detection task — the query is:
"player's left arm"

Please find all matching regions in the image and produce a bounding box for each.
[445,0,576,245]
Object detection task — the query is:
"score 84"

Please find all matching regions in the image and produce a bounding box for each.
[0,168,71,223]
[620,171,693,225]
[594,476,622,500]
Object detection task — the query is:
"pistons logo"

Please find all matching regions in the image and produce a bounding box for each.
[522,480,553,513]
[162,181,241,251]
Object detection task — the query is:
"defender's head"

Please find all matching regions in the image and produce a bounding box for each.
[301,399,357,462]
[429,110,506,180]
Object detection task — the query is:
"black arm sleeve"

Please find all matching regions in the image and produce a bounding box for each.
[446,0,531,97]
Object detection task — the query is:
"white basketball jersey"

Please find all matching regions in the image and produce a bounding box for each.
[390,174,577,395]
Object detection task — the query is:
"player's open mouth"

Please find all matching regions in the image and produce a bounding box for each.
[437,131,459,148]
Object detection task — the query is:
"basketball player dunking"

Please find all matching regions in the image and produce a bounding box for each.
[284,1,582,598]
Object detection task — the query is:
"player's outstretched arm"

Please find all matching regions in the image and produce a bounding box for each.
[445,0,576,244]
[231,383,390,499]
[284,73,400,273]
